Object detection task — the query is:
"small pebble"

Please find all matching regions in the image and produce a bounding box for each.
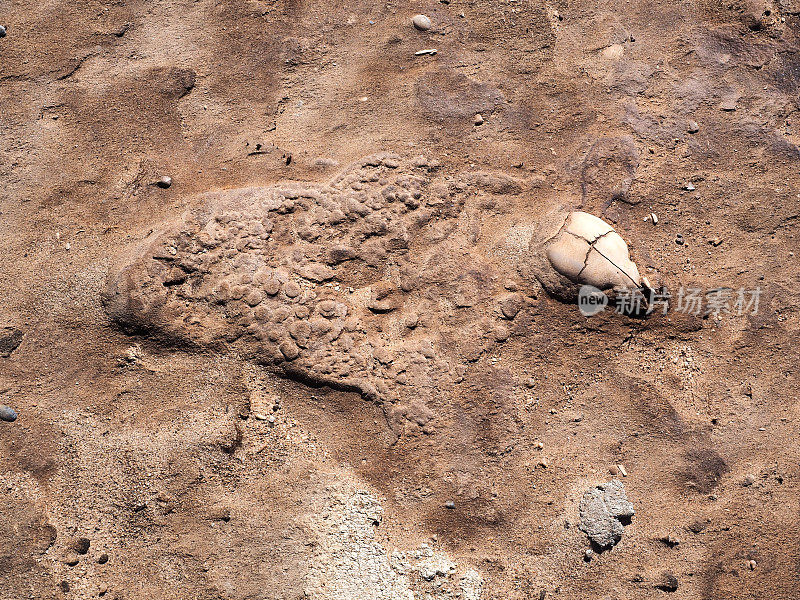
[493,324,510,341]
[72,537,90,555]
[474,113,484,126]
[156,175,172,189]
[584,548,593,561]
[284,281,301,298]
[444,500,456,509]
[412,14,432,31]
[748,559,757,570]
[500,295,521,319]
[743,474,756,486]
[0,405,17,422]
[609,465,620,476]
[62,552,80,567]
[683,182,695,191]
[97,553,109,565]
[0,25,6,38]
[662,535,680,547]
[719,96,738,111]
[415,48,438,56]
[657,572,679,592]
[675,233,684,245]
[534,441,544,450]
[687,120,699,133]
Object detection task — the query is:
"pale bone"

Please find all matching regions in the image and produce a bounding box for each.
[546,211,641,289]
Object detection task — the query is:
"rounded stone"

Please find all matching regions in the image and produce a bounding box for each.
[279,340,300,360]
[317,300,337,318]
[272,306,291,322]
[411,14,432,31]
[500,294,522,319]
[657,572,678,592]
[263,277,281,296]
[0,405,17,422]
[156,175,172,189]
[0,26,6,38]
[62,552,80,567]
[493,325,510,342]
[244,290,263,307]
[285,281,301,298]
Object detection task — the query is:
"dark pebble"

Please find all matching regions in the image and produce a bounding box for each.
[675,234,684,245]
[0,327,23,356]
[656,571,678,592]
[0,405,17,422]
[97,553,109,565]
[444,500,456,509]
[0,26,6,38]
[72,537,90,555]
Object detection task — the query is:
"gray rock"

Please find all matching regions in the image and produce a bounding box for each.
[0,327,24,357]
[0,405,17,422]
[412,14,432,31]
[578,480,634,549]
[0,26,6,38]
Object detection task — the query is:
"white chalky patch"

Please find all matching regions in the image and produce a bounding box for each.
[304,488,484,600]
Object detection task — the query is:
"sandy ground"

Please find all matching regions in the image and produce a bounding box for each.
[1,0,800,598]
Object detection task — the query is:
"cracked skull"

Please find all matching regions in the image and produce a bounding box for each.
[527,211,642,300]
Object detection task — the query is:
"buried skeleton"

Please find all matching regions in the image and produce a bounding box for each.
[104,156,667,416]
